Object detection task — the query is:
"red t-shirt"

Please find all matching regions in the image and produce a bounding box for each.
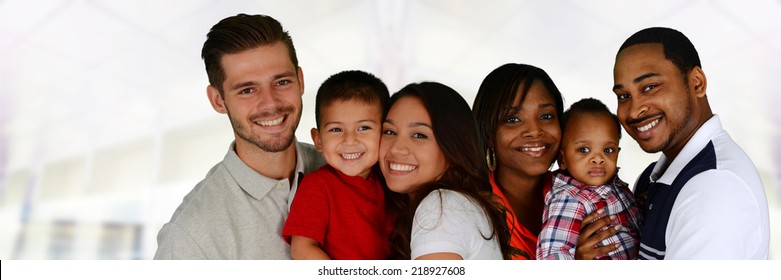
[282,165,392,260]
[490,171,552,260]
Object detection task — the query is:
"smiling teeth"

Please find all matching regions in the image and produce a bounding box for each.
[523,146,545,152]
[341,153,362,160]
[638,119,659,132]
[390,163,416,172]
[256,116,284,126]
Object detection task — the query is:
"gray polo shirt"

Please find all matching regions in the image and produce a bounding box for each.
[154,141,325,259]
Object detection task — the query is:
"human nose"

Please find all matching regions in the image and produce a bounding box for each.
[590,154,605,165]
[385,136,408,157]
[522,119,544,138]
[256,87,281,109]
[344,130,358,145]
[628,99,648,120]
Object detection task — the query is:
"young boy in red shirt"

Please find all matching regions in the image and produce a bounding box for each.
[282,70,392,259]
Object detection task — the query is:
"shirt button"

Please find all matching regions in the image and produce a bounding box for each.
[649,204,653,210]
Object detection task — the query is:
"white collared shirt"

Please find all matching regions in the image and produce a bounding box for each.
[640,115,769,259]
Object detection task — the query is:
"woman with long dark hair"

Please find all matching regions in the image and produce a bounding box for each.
[472,63,619,260]
[380,82,518,259]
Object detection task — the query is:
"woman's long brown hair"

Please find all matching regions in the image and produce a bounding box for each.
[383,82,524,260]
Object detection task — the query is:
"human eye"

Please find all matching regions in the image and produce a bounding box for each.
[604,147,615,154]
[616,93,630,101]
[642,84,657,92]
[276,79,292,87]
[357,125,372,131]
[239,88,254,94]
[412,132,428,139]
[382,129,396,136]
[328,127,342,133]
[577,147,590,153]
[540,113,555,121]
[504,116,520,124]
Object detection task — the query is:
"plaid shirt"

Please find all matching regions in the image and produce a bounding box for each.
[536,171,642,260]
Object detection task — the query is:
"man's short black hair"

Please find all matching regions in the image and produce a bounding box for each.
[618,27,701,78]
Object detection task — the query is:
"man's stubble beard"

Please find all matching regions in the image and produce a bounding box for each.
[639,90,694,154]
[227,105,301,153]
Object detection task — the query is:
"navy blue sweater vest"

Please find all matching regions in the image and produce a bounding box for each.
[635,141,717,260]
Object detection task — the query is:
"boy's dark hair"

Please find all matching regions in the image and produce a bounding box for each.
[618,27,701,82]
[561,98,622,140]
[314,70,389,128]
[201,13,298,94]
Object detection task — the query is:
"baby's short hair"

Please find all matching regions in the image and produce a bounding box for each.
[561,98,622,140]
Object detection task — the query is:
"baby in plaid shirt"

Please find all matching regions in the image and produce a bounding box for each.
[536,98,642,260]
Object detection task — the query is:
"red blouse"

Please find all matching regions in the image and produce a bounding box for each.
[490,171,552,260]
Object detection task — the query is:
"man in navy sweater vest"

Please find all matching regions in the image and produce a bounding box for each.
[611,27,769,259]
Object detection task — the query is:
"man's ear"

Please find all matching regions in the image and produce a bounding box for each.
[297,67,305,96]
[310,127,323,152]
[207,85,227,114]
[688,66,707,98]
[557,150,567,170]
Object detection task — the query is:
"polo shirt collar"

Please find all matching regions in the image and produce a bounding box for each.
[223,141,308,201]
[650,115,722,184]
[288,141,309,202]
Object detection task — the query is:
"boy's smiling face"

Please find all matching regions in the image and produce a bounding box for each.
[558,112,620,186]
[311,99,383,178]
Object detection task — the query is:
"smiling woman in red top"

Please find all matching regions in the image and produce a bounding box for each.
[472,63,619,259]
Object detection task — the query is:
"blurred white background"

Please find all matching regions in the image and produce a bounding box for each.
[0,0,779,260]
